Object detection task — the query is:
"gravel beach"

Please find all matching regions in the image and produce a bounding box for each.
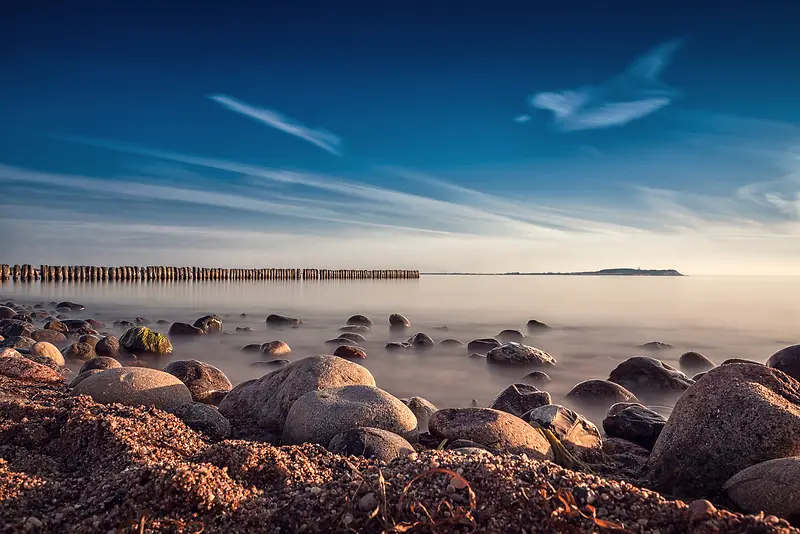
[1,375,796,533]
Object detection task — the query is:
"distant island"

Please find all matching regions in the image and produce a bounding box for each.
[423,268,684,276]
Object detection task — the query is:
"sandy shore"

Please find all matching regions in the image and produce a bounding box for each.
[1,376,795,534]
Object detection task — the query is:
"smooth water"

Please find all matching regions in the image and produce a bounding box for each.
[3,275,798,419]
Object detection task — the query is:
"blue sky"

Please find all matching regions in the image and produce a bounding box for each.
[2,1,800,274]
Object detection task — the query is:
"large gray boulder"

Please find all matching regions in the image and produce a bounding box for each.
[647,363,800,499]
[429,407,553,460]
[489,383,551,417]
[328,427,414,462]
[282,385,417,445]
[218,355,376,442]
[609,356,693,399]
[487,342,555,367]
[602,402,666,450]
[162,360,232,404]
[523,404,602,459]
[767,345,800,382]
[721,457,800,522]
[72,367,192,412]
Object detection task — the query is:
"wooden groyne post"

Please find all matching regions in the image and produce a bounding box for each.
[0,264,420,282]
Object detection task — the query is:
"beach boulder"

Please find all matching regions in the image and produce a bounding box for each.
[489,383,551,417]
[328,427,414,462]
[679,351,715,373]
[0,319,36,338]
[163,360,233,404]
[429,407,553,460]
[266,314,302,326]
[0,355,65,384]
[346,314,373,327]
[282,385,417,445]
[95,336,121,357]
[767,345,800,382]
[169,322,205,336]
[721,457,800,523]
[487,342,556,367]
[467,338,500,354]
[30,329,68,344]
[72,367,192,412]
[408,333,434,349]
[523,371,552,386]
[526,319,551,331]
[173,402,231,441]
[218,355,376,442]
[120,326,173,354]
[29,341,65,366]
[609,356,693,399]
[523,404,602,459]
[565,379,639,409]
[647,363,800,499]
[389,313,411,327]
[69,369,103,388]
[261,340,291,357]
[602,402,666,450]
[403,396,437,433]
[1,336,36,351]
[333,345,367,359]
[497,329,525,343]
[193,314,223,333]
[79,356,122,374]
[61,342,96,361]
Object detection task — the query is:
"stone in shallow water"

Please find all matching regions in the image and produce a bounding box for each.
[337,332,366,343]
[346,314,373,327]
[602,402,666,450]
[679,351,715,373]
[266,314,302,326]
[162,359,233,404]
[61,342,96,361]
[408,333,434,349]
[79,356,122,374]
[385,342,409,351]
[120,326,173,354]
[169,322,206,336]
[326,337,358,347]
[193,314,223,333]
[608,356,692,399]
[1,336,36,351]
[333,345,367,360]
[565,379,639,409]
[261,340,291,357]
[467,338,501,355]
[486,342,555,367]
[95,336,121,357]
[489,383,551,417]
[523,370,552,386]
[241,343,262,353]
[30,329,67,344]
[339,325,370,334]
[388,313,411,327]
[439,338,464,347]
[496,329,525,343]
[526,319,551,331]
[639,341,673,351]
[282,385,417,446]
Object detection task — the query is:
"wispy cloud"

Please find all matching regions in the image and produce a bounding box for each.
[209,94,342,155]
[525,38,683,131]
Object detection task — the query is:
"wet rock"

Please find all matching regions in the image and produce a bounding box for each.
[120,326,173,354]
[523,404,602,459]
[86,319,104,329]
[282,385,417,445]
[12,313,32,323]
[169,322,206,336]
[266,314,302,326]
[163,360,233,404]
[526,320,551,331]
[30,329,67,344]
[0,319,36,338]
[680,351,715,373]
[346,314,373,327]
[61,319,91,332]
[114,320,134,328]
[193,314,223,333]
[328,427,414,462]
[173,402,231,441]
[0,306,16,319]
[61,342,96,361]
[219,355,376,442]
[389,313,411,327]
[78,334,100,349]
[79,356,122,374]
[608,356,693,399]
[403,396,437,433]
[95,336,121,357]
[523,370,552,386]
[69,369,103,388]
[333,345,367,360]
[56,301,85,311]
[429,407,553,460]
[432,325,449,332]
[721,457,800,522]
[235,327,253,332]
[73,367,192,411]
[439,339,464,347]
[337,332,366,343]
[497,329,525,343]
[489,383,551,417]
[767,344,800,382]
[339,325,370,334]
[487,342,556,367]
[240,344,263,353]
[647,363,800,499]
[565,379,639,408]
[385,342,410,351]
[408,333,434,349]
[261,340,291,357]
[30,341,65,366]
[43,319,69,334]
[639,341,673,351]
[602,402,666,450]
[1,336,36,351]
[0,355,65,384]
[466,339,500,356]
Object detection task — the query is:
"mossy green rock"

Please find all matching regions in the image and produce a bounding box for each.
[120,326,173,354]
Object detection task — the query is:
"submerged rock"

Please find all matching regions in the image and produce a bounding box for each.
[647,363,800,499]
[282,385,417,446]
[523,370,552,386]
[385,342,410,351]
[526,319,551,331]
[346,314,373,327]
[95,336,121,357]
[439,338,464,347]
[408,333,434,349]
[240,343,262,353]
[679,351,715,373]
[429,407,553,460]
[389,313,411,327]
[261,340,291,357]
[489,383,551,417]
[339,325,370,334]
[337,332,367,343]
[487,342,555,367]
[30,341,65,366]
[266,314,302,326]
[120,326,173,354]
[169,322,206,336]
[30,329,68,344]
[467,338,501,355]
[0,355,65,384]
[61,342,96,362]
[496,329,525,343]
[639,341,673,351]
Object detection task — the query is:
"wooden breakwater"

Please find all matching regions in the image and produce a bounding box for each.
[0,264,420,282]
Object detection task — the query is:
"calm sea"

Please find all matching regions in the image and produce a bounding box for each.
[3,275,798,421]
